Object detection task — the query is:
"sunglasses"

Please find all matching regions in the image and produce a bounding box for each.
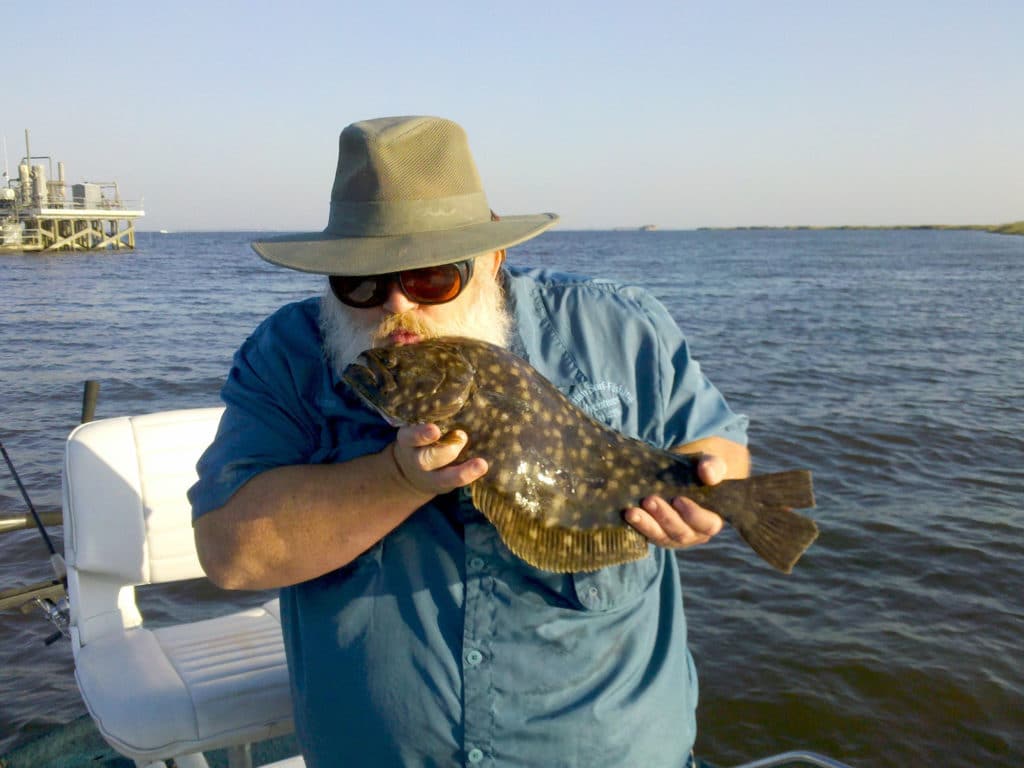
[329,259,475,309]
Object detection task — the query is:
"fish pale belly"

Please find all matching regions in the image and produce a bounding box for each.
[453,369,692,572]
[468,446,691,573]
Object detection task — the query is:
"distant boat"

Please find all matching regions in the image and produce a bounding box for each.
[639,224,657,231]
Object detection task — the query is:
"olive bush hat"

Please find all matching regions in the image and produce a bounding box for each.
[252,116,559,275]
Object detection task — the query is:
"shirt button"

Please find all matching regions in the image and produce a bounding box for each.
[465,648,484,666]
[467,747,484,763]
[469,557,485,570]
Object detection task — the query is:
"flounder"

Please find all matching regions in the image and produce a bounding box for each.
[343,336,818,573]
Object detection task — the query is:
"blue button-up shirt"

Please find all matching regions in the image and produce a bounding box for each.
[191,266,748,768]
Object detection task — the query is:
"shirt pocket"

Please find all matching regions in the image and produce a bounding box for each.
[569,546,661,612]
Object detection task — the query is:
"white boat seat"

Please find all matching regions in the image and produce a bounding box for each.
[62,408,297,767]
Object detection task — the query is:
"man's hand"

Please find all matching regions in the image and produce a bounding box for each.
[624,454,727,549]
[391,423,489,496]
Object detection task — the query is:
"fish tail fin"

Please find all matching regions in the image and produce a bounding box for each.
[749,469,816,508]
[709,470,818,573]
[733,502,819,574]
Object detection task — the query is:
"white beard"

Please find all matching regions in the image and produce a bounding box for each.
[319,267,514,377]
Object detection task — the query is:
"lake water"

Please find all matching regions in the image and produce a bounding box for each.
[1,229,1021,766]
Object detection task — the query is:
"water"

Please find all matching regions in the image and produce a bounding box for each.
[1,230,1022,765]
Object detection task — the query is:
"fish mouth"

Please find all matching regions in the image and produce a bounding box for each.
[342,351,397,412]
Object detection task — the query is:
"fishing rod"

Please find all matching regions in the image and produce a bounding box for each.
[0,439,69,643]
[0,380,100,643]
[0,440,60,561]
[0,380,99,546]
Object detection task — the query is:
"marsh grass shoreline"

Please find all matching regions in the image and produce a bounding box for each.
[698,220,1024,236]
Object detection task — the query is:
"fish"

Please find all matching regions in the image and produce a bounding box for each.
[342,336,818,574]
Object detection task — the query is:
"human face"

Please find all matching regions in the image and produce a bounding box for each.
[320,251,511,374]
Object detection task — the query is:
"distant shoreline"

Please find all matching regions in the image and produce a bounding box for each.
[695,221,1024,236]
[135,222,1024,236]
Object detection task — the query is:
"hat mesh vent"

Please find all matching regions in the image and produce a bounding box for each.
[337,122,483,202]
[377,122,482,200]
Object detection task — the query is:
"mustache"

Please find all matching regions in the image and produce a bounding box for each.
[371,311,444,344]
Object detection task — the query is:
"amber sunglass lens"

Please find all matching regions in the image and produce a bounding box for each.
[401,265,462,303]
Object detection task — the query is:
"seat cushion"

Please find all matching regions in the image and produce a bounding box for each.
[74,600,293,760]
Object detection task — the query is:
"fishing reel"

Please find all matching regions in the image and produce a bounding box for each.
[32,591,71,645]
[0,577,71,645]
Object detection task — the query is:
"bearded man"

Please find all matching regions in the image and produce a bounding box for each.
[190,116,750,768]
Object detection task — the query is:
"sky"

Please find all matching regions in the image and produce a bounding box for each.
[5,0,1023,231]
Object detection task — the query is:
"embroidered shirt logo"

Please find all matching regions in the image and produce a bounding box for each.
[569,381,635,424]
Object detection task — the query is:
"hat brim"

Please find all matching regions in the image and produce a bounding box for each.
[251,213,559,275]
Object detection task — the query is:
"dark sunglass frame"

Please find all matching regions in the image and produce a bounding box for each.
[329,259,475,308]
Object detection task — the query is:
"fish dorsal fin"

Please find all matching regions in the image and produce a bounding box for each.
[470,482,649,573]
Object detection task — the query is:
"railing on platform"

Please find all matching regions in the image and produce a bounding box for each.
[34,198,145,213]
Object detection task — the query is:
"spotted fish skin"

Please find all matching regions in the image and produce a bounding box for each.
[343,337,818,573]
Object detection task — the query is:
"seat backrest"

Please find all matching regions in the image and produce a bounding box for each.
[62,407,225,647]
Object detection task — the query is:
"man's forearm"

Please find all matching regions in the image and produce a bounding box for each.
[195,447,432,591]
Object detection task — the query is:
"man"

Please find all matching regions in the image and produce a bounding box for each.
[190,116,750,767]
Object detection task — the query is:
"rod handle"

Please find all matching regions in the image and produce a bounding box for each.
[81,380,99,423]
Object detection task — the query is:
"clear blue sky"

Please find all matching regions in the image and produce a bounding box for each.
[6,0,1023,231]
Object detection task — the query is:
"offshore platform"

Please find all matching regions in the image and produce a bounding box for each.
[1,130,144,253]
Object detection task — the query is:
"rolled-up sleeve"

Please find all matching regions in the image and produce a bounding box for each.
[189,301,323,519]
[645,292,749,449]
